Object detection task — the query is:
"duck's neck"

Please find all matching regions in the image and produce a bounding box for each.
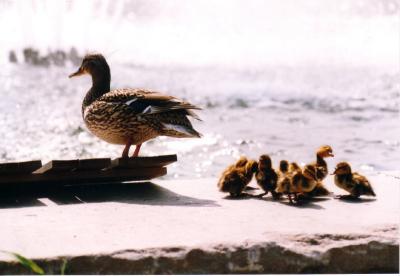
[82,73,111,108]
[316,154,326,167]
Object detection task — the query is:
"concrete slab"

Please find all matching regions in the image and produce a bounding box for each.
[0,173,398,274]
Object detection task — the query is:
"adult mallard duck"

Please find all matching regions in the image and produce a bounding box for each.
[69,54,201,157]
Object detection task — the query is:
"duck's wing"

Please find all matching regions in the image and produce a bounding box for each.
[98,88,202,119]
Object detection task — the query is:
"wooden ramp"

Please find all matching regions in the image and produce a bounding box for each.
[0,155,177,194]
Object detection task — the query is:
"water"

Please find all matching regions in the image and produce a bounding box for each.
[0,0,399,178]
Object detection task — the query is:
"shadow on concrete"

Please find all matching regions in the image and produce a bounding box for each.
[335,196,377,204]
[278,200,325,210]
[240,193,327,210]
[0,182,218,209]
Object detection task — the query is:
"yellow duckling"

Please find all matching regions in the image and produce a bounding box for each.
[69,54,201,158]
[218,158,258,197]
[289,162,301,175]
[332,162,376,199]
[255,154,280,199]
[291,164,319,193]
[275,160,295,202]
[314,145,334,180]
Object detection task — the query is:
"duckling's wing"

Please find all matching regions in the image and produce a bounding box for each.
[99,89,201,119]
[316,165,328,180]
[353,173,376,196]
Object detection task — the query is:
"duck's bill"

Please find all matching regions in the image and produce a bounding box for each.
[328,153,334,157]
[69,68,85,78]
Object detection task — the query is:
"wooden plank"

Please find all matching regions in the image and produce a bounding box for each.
[0,160,42,175]
[34,160,80,174]
[34,158,112,174]
[111,154,177,169]
[0,167,167,189]
[76,158,111,171]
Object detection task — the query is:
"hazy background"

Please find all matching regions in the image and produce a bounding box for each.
[0,0,399,178]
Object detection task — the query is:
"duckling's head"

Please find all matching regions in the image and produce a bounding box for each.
[332,162,352,175]
[235,156,248,167]
[316,145,334,158]
[69,53,110,80]
[279,160,289,173]
[246,160,258,174]
[258,154,272,170]
[303,164,317,181]
[289,162,301,171]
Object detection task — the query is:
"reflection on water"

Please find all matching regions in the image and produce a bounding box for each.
[0,64,398,178]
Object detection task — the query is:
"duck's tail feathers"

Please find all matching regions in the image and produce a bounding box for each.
[186,109,202,121]
[366,186,376,196]
[162,123,202,138]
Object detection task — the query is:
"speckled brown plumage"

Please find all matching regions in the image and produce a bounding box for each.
[70,54,201,157]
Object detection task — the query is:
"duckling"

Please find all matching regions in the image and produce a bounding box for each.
[310,145,334,180]
[69,53,201,158]
[289,162,302,174]
[304,145,334,196]
[218,158,258,197]
[275,160,296,202]
[291,164,319,193]
[255,154,280,199]
[332,162,376,199]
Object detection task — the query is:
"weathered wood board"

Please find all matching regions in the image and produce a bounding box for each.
[0,155,176,193]
[111,155,177,169]
[0,160,42,175]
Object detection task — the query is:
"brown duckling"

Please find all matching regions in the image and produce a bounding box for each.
[332,162,376,199]
[218,158,258,197]
[305,145,334,196]
[255,154,280,199]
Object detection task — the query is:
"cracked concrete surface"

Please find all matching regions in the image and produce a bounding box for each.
[0,173,398,274]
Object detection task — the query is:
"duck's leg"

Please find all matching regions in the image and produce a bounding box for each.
[122,140,132,158]
[132,144,142,157]
[288,194,294,204]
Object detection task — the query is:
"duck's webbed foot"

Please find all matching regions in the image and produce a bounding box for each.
[288,193,295,204]
[255,192,268,198]
[271,191,281,200]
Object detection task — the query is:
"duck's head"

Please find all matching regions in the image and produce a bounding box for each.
[303,164,317,181]
[279,160,289,173]
[316,145,334,158]
[69,53,110,80]
[258,154,272,170]
[332,162,352,175]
